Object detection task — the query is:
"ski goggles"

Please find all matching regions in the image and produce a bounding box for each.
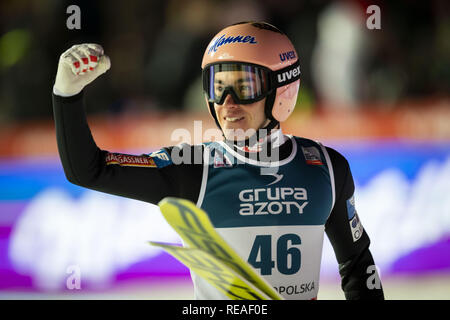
[203,61,300,105]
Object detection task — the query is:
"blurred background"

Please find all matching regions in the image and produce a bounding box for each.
[0,0,449,299]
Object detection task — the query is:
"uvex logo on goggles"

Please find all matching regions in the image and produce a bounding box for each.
[276,65,300,84]
[208,34,258,54]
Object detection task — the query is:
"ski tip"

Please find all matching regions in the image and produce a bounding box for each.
[157,196,176,208]
[158,196,190,207]
[149,240,182,248]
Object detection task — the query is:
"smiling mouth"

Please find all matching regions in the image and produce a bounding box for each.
[224,116,245,122]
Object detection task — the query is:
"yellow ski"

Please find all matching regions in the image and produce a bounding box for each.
[155,197,282,300]
[150,241,272,300]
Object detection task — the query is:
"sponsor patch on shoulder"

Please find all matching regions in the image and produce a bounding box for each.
[346,195,364,242]
[301,146,323,165]
[148,149,173,168]
[106,153,157,167]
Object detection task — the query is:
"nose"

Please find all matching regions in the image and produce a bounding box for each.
[223,93,238,107]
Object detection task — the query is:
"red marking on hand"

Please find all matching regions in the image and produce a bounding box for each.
[89,67,94,71]
[82,57,89,64]
[73,61,80,68]
[82,69,87,73]
[90,55,98,62]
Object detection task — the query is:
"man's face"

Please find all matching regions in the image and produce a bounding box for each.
[213,71,269,141]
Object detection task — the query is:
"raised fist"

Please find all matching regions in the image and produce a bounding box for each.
[53,43,110,97]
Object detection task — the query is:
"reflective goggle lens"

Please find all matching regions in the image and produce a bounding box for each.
[204,63,270,104]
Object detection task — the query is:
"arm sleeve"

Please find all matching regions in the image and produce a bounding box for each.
[52,90,203,204]
[324,147,385,300]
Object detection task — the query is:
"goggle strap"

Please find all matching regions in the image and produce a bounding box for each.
[272,60,301,88]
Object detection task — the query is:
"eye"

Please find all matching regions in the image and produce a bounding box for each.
[239,85,251,92]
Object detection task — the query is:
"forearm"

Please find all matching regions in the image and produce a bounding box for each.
[339,245,385,300]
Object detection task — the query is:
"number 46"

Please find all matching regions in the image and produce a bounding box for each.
[247,234,301,276]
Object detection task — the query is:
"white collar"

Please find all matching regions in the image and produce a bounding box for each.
[218,133,297,167]
[229,129,288,153]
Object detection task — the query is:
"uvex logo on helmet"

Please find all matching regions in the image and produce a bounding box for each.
[208,34,258,54]
[279,50,296,62]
